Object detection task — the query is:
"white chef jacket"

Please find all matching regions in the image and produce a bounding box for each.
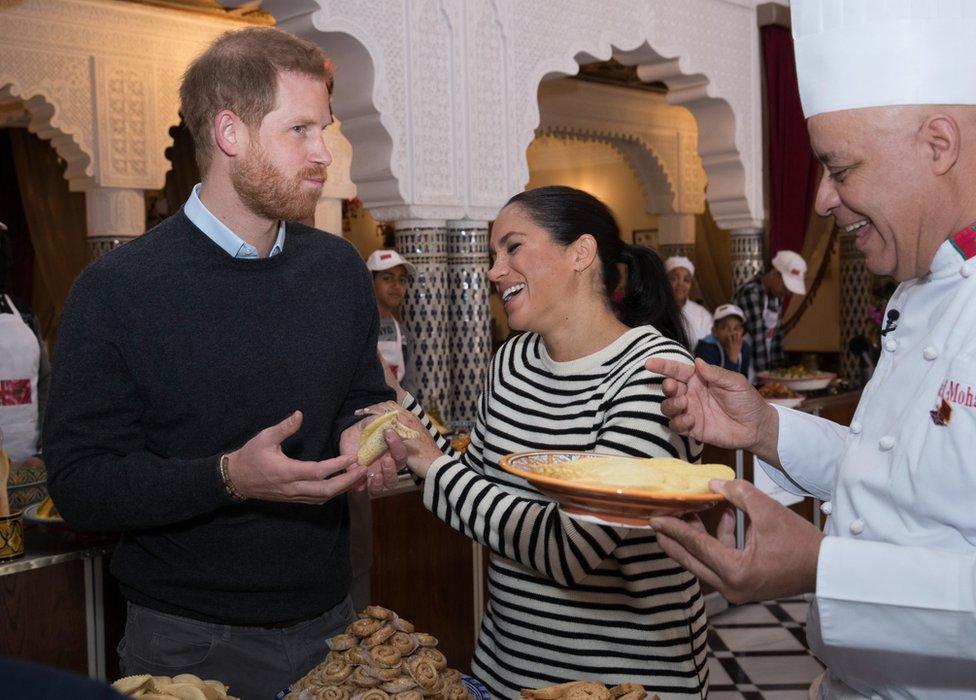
[758,236,976,698]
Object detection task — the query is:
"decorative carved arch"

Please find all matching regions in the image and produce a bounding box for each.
[0,84,93,191]
[535,126,677,216]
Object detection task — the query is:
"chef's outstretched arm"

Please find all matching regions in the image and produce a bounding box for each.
[644,357,781,463]
[645,357,845,500]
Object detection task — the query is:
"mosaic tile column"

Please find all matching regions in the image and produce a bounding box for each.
[396,221,451,418]
[730,227,765,290]
[86,187,144,257]
[840,230,873,382]
[447,220,491,430]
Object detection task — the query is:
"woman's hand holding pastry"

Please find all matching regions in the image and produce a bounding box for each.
[353,402,444,478]
[339,412,402,495]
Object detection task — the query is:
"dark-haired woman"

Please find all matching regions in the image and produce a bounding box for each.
[368,186,707,698]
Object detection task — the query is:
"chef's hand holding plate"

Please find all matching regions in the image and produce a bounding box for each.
[645,357,781,467]
[650,479,823,604]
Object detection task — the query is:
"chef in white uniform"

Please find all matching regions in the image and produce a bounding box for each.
[644,2,976,697]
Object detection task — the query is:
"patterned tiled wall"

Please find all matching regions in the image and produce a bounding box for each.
[659,243,696,262]
[396,225,451,419]
[447,222,491,430]
[731,227,765,290]
[840,230,872,383]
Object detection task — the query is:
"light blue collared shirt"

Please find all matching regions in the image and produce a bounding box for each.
[184,183,285,259]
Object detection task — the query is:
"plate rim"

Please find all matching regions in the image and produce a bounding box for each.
[498,450,727,503]
[23,501,64,525]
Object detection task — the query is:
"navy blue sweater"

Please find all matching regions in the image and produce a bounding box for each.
[44,211,392,624]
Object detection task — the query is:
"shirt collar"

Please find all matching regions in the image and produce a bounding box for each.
[184,183,285,259]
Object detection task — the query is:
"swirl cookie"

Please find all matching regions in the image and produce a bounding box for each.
[363,624,397,648]
[349,617,385,638]
[327,634,358,651]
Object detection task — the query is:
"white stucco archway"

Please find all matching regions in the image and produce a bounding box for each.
[267,0,764,229]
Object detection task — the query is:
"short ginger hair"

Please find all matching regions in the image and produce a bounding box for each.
[179,27,334,174]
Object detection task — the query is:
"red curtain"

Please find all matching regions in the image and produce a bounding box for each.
[761,25,820,258]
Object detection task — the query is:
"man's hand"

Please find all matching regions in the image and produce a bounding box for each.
[650,479,824,604]
[225,411,366,503]
[339,410,404,495]
[645,357,780,465]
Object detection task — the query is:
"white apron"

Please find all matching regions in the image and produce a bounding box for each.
[0,295,40,461]
[377,318,407,384]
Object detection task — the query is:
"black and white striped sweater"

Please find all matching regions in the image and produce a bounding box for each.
[409,327,709,699]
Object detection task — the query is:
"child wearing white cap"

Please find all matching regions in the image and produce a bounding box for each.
[365,250,418,398]
[664,256,712,350]
[692,303,752,379]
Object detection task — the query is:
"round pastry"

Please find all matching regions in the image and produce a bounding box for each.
[392,617,415,634]
[370,644,403,669]
[609,685,644,699]
[363,664,403,682]
[363,623,397,648]
[390,632,419,656]
[354,689,391,700]
[352,667,383,688]
[418,676,445,697]
[349,617,385,638]
[365,605,394,620]
[414,648,447,671]
[323,660,354,684]
[441,669,461,687]
[564,683,613,700]
[414,633,438,648]
[393,691,423,700]
[406,658,440,691]
[327,634,358,651]
[446,684,471,700]
[310,687,351,700]
[380,676,418,694]
[346,646,373,666]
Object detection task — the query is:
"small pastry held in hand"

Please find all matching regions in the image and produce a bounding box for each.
[358,410,420,466]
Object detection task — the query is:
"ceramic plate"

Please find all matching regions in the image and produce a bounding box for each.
[758,371,836,392]
[766,395,805,408]
[23,501,65,527]
[498,451,727,527]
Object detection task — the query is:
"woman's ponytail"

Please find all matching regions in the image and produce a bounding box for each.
[616,244,689,349]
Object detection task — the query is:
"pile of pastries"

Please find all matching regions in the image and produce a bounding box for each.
[286,605,471,700]
[521,681,656,700]
[111,673,236,699]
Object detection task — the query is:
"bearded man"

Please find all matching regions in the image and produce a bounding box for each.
[44,28,401,698]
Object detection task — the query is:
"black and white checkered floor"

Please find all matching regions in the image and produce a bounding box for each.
[706,598,823,699]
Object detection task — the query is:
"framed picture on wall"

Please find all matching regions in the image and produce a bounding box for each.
[632,228,658,250]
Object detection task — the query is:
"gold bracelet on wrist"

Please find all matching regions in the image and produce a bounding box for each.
[219,454,245,501]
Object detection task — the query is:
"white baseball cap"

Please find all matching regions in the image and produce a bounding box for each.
[792,0,976,118]
[366,249,416,276]
[664,256,695,277]
[713,304,745,323]
[771,250,807,296]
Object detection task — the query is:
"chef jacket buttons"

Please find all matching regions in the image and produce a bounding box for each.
[884,338,897,352]
[923,346,939,361]
[820,501,833,515]
[850,518,865,535]
[850,421,862,435]
[962,263,975,278]
[879,435,895,451]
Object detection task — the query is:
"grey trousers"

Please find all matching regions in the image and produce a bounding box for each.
[118,597,355,700]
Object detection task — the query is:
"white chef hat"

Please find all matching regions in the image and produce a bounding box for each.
[792,0,976,118]
[664,256,695,277]
[365,249,416,276]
